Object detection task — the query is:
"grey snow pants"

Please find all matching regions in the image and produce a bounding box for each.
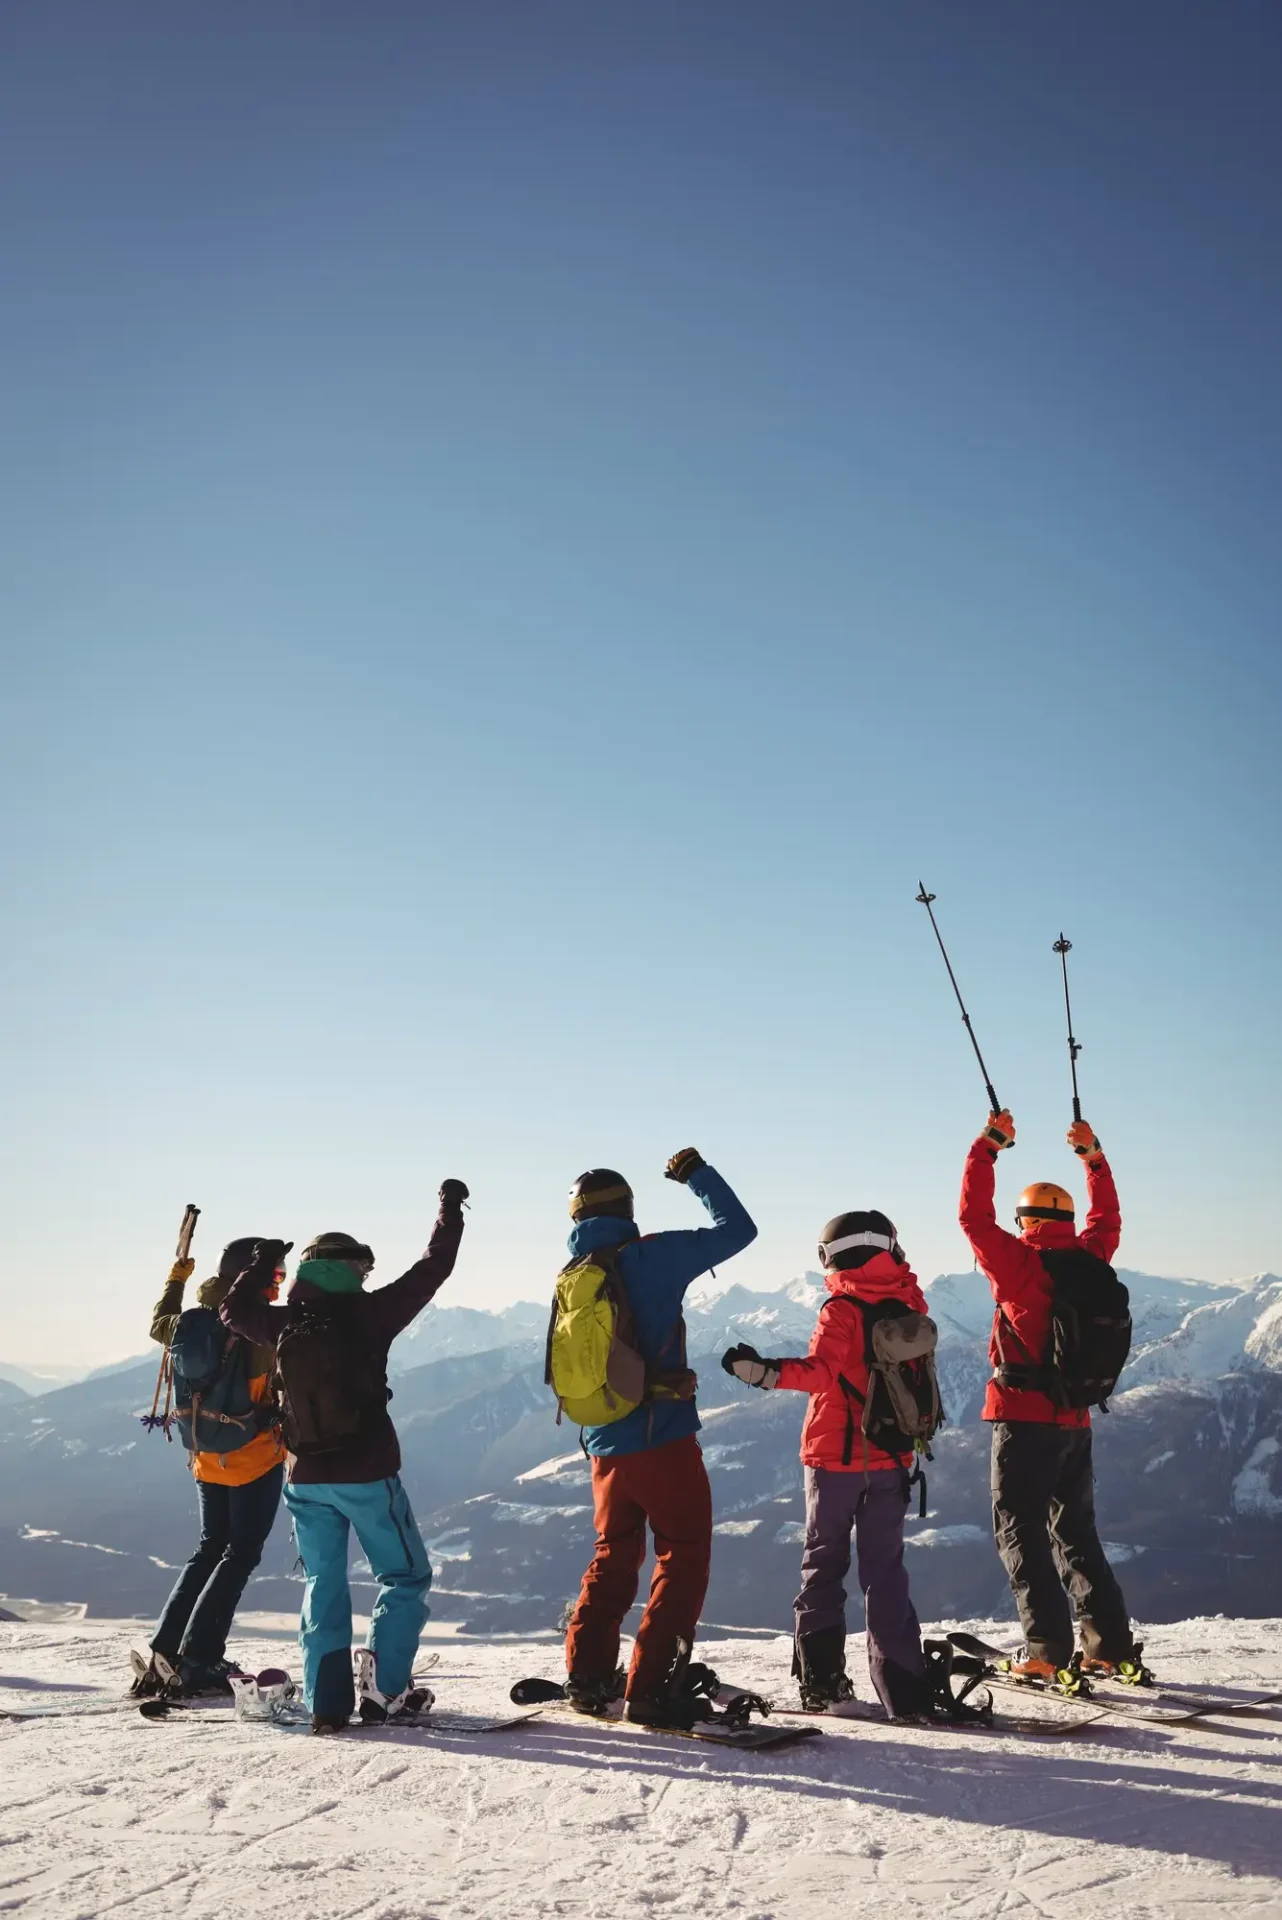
[794,1464,925,1716]
[990,1421,1133,1668]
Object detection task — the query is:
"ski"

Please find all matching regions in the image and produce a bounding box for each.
[507,1678,819,1751]
[947,1633,1282,1725]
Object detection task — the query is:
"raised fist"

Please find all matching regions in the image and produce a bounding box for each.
[439,1179,470,1209]
[983,1111,1016,1151]
[665,1148,706,1185]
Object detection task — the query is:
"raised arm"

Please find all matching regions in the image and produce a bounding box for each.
[362,1183,468,1346]
[635,1153,758,1296]
[959,1117,1026,1284]
[1069,1120,1121,1263]
[150,1258,195,1347]
[220,1242,290,1349]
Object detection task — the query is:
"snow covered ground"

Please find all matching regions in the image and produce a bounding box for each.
[3,1615,1282,1919]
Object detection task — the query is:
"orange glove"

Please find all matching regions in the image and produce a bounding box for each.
[1068,1120,1103,1162]
[983,1111,1016,1150]
[167,1257,195,1286]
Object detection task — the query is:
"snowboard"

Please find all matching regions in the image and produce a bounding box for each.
[947,1633,1282,1726]
[141,1702,543,1735]
[1,1694,229,1722]
[767,1698,1106,1738]
[508,1677,820,1751]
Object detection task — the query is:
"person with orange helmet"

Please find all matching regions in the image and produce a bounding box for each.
[959,1111,1142,1685]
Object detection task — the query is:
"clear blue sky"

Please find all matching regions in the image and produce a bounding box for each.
[3,2,1280,1365]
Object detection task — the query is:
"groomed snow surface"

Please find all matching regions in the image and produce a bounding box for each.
[3,1615,1282,1919]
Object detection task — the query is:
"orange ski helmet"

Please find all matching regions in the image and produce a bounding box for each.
[1015,1182,1075,1229]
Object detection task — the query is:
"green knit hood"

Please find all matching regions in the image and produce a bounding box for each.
[296,1257,367,1295]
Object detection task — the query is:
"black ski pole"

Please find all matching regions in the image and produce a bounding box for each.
[1053,935,1082,1122]
[915,884,1002,1113]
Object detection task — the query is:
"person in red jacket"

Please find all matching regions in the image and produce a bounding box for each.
[960,1111,1139,1681]
[722,1210,932,1718]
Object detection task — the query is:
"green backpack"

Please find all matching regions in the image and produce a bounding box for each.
[545,1247,647,1427]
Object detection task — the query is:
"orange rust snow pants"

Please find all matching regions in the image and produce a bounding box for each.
[565,1433,713,1700]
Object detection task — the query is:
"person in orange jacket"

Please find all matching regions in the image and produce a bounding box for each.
[960,1112,1140,1681]
[722,1210,933,1719]
[132,1238,288,1698]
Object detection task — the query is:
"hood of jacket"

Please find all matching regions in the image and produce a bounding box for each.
[196,1273,233,1311]
[1018,1219,1082,1254]
[567,1217,642,1262]
[824,1250,927,1311]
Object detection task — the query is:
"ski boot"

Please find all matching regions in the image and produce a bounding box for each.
[564,1667,626,1717]
[354,1648,435,1725]
[799,1671,856,1712]
[1080,1642,1154,1688]
[311,1712,350,1736]
[793,1625,855,1712]
[176,1656,250,1698]
[1004,1651,1091,1697]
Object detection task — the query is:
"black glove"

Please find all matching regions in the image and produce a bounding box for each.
[665,1147,706,1184]
[254,1239,293,1271]
[720,1342,781,1390]
[439,1179,470,1209]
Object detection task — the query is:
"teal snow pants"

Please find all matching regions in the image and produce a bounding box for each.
[284,1476,432,1718]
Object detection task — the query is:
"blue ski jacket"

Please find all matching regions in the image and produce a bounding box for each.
[569,1165,757,1459]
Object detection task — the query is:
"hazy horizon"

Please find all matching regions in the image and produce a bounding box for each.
[3,1253,1263,1379]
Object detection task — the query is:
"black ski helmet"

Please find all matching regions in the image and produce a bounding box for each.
[299,1230,375,1270]
[817,1210,904,1270]
[569,1169,635,1223]
[218,1237,270,1282]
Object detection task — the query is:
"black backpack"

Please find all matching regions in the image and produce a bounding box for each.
[835,1299,945,1513]
[169,1307,274,1455]
[998,1248,1132,1410]
[276,1301,390,1457]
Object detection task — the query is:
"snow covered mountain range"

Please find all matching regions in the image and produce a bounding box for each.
[1,1267,1279,1633]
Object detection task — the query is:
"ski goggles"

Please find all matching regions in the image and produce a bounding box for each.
[820,1226,902,1264]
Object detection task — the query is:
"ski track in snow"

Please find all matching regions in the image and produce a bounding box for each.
[2,1619,1282,1919]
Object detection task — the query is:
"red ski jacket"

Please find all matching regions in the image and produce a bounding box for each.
[959,1139,1122,1427]
[776,1253,930,1472]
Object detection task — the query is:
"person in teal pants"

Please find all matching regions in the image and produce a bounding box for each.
[285,1477,432,1717]
[221,1180,467,1733]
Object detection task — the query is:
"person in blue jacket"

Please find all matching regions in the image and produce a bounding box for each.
[562,1149,757,1727]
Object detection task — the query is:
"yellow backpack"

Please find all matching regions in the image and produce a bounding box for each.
[545,1247,647,1427]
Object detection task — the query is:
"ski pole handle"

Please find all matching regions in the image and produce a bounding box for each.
[175,1204,200,1262]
